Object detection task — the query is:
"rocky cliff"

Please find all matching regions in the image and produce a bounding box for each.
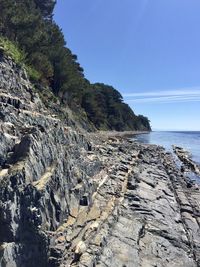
[0,53,200,267]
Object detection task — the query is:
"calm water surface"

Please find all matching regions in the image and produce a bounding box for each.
[134,131,200,164]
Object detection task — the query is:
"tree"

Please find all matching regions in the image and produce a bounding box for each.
[0,0,151,132]
[34,0,56,19]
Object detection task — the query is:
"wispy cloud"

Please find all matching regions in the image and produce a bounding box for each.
[123,87,200,103]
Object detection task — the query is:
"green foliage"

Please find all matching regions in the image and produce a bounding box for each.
[34,0,56,19]
[0,0,151,132]
[0,36,41,82]
[137,115,151,130]
[0,37,25,65]
[81,83,151,131]
[25,65,41,82]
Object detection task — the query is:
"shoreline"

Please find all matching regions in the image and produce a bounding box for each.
[84,135,200,266]
[0,44,199,266]
[97,130,150,137]
[89,130,150,143]
[1,100,200,267]
[91,130,200,182]
[1,121,200,266]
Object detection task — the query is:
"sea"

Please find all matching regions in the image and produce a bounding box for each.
[134,131,200,164]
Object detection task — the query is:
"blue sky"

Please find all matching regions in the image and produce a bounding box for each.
[54,0,200,130]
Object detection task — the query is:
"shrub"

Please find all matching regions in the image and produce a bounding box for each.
[0,36,25,65]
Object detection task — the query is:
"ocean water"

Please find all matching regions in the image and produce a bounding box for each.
[134,131,200,164]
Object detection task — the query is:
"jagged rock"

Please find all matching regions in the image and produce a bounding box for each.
[173,145,200,175]
[0,54,199,267]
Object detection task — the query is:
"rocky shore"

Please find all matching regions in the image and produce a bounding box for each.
[173,145,200,176]
[0,53,200,267]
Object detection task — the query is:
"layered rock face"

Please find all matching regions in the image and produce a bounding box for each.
[0,53,101,266]
[0,54,200,267]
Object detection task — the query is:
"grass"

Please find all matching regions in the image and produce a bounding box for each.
[0,37,69,116]
[0,36,40,81]
[0,37,25,65]
[25,65,41,82]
